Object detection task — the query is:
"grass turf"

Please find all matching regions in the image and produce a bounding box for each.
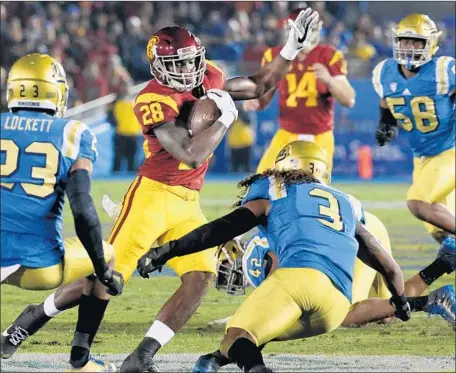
[1,180,455,356]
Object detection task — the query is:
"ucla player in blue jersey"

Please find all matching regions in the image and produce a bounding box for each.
[0,54,123,371]
[372,14,455,249]
[137,141,409,373]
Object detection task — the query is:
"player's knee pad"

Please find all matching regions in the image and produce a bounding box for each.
[62,238,114,285]
[19,264,63,290]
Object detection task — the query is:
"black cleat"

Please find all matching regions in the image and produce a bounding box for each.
[120,349,160,373]
[1,324,29,359]
[192,350,232,372]
[248,365,274,373]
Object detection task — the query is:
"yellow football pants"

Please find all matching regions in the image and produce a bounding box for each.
[407,147,456,234]
[257,129,334,173]
[3,237,114,291]
[108,176,217,282]
[227,268,350,345]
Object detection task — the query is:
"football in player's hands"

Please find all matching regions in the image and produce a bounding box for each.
[187,96,222,136]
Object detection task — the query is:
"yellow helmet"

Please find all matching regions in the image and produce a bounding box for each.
[274,140,331,185]
[393,14,442,69]
[7,53,69,118]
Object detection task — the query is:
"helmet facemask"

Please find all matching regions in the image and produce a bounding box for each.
[214,241,248,296]
[393,35,437,69]
[151,45,206,92]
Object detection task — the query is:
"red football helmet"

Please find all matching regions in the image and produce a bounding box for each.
[282,7,322,51]
[146,26,206,92]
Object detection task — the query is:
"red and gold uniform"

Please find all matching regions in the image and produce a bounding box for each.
[257,45,347,172]
[108,61,226,281]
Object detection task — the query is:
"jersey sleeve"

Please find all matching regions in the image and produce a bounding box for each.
[435,56,455,96]
[134,91,180,130]
[348,194,366,224]
[325,49,348,76]
[372,59,388,98]
[242,233,270,288]
[241,177,271,205]
[61,120,97,163]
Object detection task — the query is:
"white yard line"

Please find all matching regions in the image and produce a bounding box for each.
[2,353,454,372]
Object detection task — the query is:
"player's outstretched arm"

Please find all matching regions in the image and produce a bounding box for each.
[355,222,410,321]
[66,158,124,296]
[155,90,238,169]
[137,200,269,277]
[224,9,319,101]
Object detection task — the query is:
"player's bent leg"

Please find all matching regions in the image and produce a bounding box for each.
[407,148,456,238]
[256,129,297,173]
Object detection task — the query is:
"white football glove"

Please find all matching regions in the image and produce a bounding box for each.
[280,8,320,60]
[206,89,238,128]
[102,194,121,220]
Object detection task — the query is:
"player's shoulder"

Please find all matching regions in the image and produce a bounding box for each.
[205,60,227,88]
[60,118,97,161]
[135,80,180,108]
[373,58,396,80]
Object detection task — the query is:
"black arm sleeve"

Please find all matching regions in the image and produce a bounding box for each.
[380,106,397,127]
[66,169,108,277]
[166,207,260,260]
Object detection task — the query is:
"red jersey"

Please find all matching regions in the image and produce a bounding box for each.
[262,45,347,135]
[134,61,226,191]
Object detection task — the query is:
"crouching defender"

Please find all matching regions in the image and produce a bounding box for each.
[137,140,411,372]
[0,54,124,371]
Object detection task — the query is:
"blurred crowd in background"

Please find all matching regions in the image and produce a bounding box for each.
[2,1,455,111]
[1,1,454,173]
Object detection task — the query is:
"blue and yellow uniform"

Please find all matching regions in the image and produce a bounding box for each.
[226,175,364,345]
[0,110,112,289]
[372,56,455,234]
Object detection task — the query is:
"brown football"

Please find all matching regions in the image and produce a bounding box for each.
[186,97,221,136]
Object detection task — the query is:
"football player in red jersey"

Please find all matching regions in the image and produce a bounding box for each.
[0,9,320,373]
[244,7,356,171]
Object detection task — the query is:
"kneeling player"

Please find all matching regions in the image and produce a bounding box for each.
[192,230,455,372]
[1,54,123,371]
[138,141,411,373]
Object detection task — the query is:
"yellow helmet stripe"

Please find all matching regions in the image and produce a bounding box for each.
[436,56,452,95]
[135,93,179,114]
[372,59,387,98]
[62,120,88,159]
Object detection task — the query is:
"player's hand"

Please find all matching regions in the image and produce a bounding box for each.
[280,8,320,60]
[243,99,261,112]
[375,122,398,146]
[207,89,238,128]
[390,295,411,321]
[312,63,332,85]
[99,268,124,296]
[137,242,173,278]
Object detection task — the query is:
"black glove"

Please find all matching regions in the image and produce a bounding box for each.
[375,122,398,146]
[390,295,411,321]
[99,268,124,296]
[137,242,173,279]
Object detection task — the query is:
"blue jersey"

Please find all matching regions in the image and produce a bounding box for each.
[372,56,455,157]
[241,176,364,301]
[0,110,97,267]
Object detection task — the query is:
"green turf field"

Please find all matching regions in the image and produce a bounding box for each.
[1,180,455,357]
